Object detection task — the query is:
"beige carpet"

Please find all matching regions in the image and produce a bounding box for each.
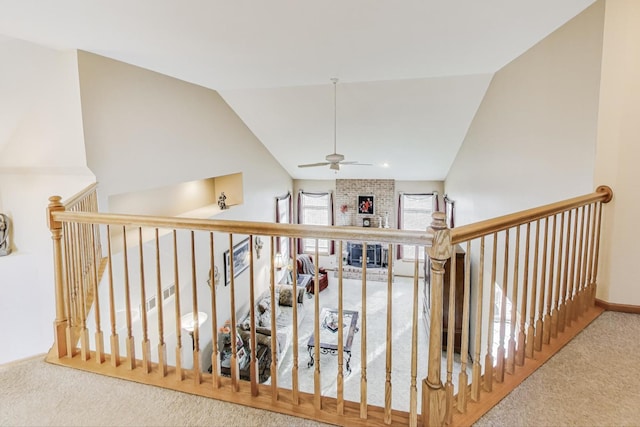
[2,311,638,426]
[0,355,331,427]
[475,310,640,427]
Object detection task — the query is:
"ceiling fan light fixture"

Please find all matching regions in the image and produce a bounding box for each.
[330,162,340,171]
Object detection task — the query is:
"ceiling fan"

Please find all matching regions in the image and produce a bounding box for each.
[298,78,372,171]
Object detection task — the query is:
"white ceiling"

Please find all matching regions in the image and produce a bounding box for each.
[0,0,596,180]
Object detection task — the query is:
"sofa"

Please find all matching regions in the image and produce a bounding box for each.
[296,254,328,293]
[222,284,306,383]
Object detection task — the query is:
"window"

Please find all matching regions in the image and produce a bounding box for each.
[275,192,292,260]
[399,193,435,260]
[297,191,334,255]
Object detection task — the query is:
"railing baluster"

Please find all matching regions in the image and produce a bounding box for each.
[558,210,572,333]
[106,225,119,367]
[471,237,484,402]
[445,244,457,423]
[542,215,557,345]
[384,242,393,425]
[173,230,183,380]
[91,224,105,364]
[526,221,540,359]
[590,202,604,306]
[229,234,239,392]
[78,222,90,361]
[551,212,565,339]
[247,235,257,395]
[458,240,471,413]
[291,240,300,403]
[410,250,420,427]
[336,240,344,415]
[516,224,530,367]
[585,203,597,307]
[484,233,498,392]
[313,239,321,409]
[210,232,220,389]
[360,242,368,419]
[122,226,136,370]
[507,227,520,375]
[496,230,509,382]
[569,208,581,326]
[139,228,151,373]
[535,218,549,352]
[63,222,75,358]
[190,231,202,385]
[156,229,167,377]
[337,241,345,416]
[578,205,590,317]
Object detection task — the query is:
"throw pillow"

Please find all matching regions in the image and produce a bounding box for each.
[278,287,294,307]
[257,298,270,314]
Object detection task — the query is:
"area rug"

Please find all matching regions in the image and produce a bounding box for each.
[273,275,464,412]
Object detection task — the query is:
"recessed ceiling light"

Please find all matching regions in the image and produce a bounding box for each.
[382,162,390,168]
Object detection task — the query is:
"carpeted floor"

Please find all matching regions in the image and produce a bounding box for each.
[2,307,639,426]
[475,310,640,427]
[0,355,331,427]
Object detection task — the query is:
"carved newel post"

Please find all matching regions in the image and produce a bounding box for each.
[422,211,452,427]
[47,196,68,358]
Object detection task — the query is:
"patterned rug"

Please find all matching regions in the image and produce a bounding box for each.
[272,275,464,412]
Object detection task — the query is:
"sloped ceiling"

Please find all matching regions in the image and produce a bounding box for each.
[0,0,596,179]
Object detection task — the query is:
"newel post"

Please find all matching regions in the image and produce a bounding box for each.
[48,195,68,358]
[422,211,452,427]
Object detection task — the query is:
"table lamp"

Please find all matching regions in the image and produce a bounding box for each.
[181,311,208,350]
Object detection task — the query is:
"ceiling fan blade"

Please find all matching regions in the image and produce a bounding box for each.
[298,162,330,168]
[340,161,373,166]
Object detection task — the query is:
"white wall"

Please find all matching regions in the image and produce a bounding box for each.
[593,0,640,305]
[0,39,94,364]
[445,2,603,225]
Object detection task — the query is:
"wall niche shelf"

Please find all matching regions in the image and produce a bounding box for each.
[108,172,243,253]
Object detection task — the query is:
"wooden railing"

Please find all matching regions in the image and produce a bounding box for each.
[45,186,612,426]
[426,185,613,426]
[48,183,102,359]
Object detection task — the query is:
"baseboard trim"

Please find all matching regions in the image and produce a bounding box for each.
[595,299,640,314]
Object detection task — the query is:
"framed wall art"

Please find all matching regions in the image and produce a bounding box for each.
[357,195,375,215]
[224,237,250,285]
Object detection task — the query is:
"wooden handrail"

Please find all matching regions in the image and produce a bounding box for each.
[62,182,99,209]
[450,186,612,244]
[52,211,434,246]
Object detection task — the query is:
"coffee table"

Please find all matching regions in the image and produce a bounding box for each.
[307,307,359,374]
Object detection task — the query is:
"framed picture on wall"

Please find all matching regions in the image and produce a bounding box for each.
[224,237,250,285]
[357,195,375,215]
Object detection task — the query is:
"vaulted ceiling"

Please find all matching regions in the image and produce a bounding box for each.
[0,0,596,180]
